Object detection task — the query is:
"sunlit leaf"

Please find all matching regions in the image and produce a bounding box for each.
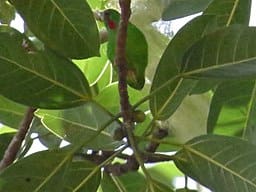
[174,135,256,191]
[207,80,254,135]
[0,26,91,109]
[10,0,100,59]
[243,82,256,144]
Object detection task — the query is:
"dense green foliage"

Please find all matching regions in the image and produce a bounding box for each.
[0,0,255,191]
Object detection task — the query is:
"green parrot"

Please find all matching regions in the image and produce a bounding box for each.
[102,9,148,90]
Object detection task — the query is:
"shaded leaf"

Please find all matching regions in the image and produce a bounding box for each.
[63,160,101,192]
[10,0,100,59]
[0,131,16,159]
[0,26,91,109]
[182,25,256,79]
[36,101,122,150]
[204,0,251,26]
[174,135,256,191]
[0,149,71,191]
[101,172,147,192]
[150,15,218,120]
[162,0,212,20]
[0,96,26,128]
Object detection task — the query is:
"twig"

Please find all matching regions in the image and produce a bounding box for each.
[0,107,36,171]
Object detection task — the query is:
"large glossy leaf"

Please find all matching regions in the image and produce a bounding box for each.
[0,96,26,128]
[10,0,100,59]
[36,101,122,150]
[181,25,256,79]
[63,160,101,192]
[204,0,251,26]
[0,26,91,109]
[0,149,101,191]
[162,0,213,20]
[150,15,218,120]
[174,135,256,191]
[0,149,70,191]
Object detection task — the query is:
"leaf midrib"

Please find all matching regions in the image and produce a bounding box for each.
[184,144,256,188]
[0,55,88,100]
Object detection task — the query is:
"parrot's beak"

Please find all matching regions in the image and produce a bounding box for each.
[94,10,104,22]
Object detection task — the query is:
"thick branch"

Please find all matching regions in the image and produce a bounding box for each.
[0,107,36,171]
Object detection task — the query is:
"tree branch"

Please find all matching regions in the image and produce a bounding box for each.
[0,107,36,171]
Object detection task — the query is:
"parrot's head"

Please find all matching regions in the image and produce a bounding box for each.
[102,9,120,31]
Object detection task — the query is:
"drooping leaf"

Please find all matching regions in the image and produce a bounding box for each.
[0,26,91,109]
[150,15,218,120]
[0,149,71,191]
[181,25,256,79]
[162,0,213,20]
[10,0,100,59]
[174,135,256,191]
[0,96,26,128]
[36,101,122,150]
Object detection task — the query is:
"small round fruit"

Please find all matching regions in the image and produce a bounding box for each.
[133,110,146,123]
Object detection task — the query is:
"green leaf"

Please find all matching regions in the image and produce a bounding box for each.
[0,96,26,128]
[10,0,100,59]
[207,80,254,134]
[101,172,147,192]
[63,160,101,192]
[30,117,62,149]
[162,0,213,20]
[174,135,256,191]
[148,162,183,188]
[182,25,256,79]
[0,149,71,191]
[243,82,256,144]
[0,26,91,109]
[36,101,122,150]
[0,0,15,24]
[95,83,148,114]
[204,0,251,26]
[0,132,16,159]
[150,15,218,120]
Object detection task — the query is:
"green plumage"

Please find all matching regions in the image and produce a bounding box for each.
[102,9,148,90]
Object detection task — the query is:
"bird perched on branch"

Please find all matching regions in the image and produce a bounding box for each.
[101,9,148,90]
